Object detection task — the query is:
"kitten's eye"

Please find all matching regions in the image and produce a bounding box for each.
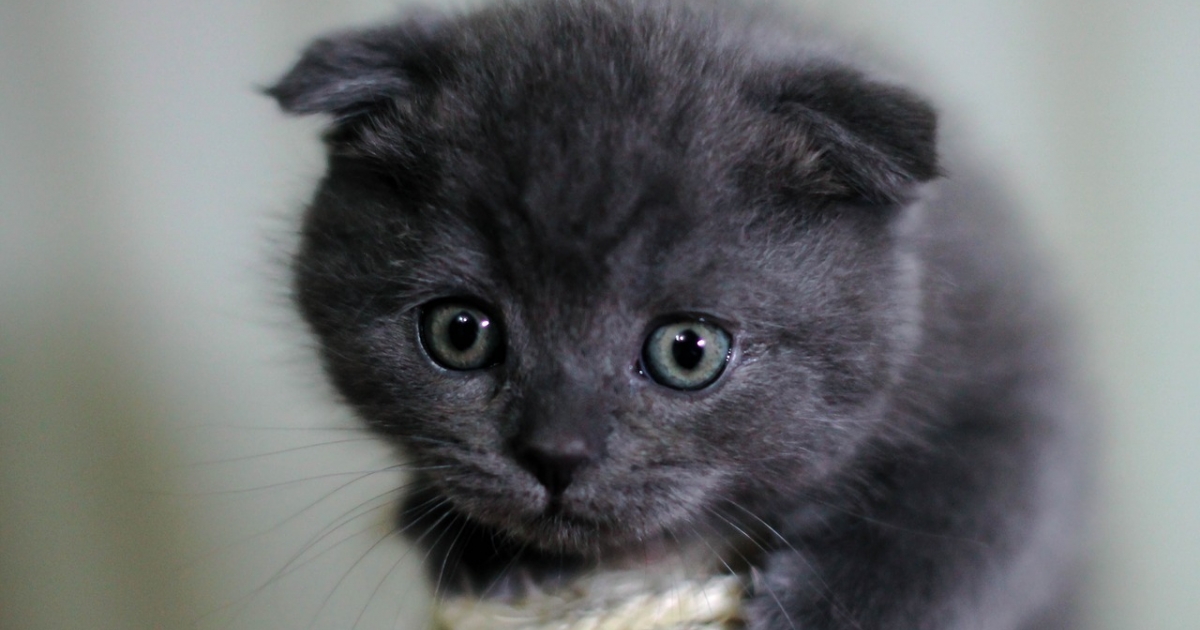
[642,318,732,390]
[419,301,504,370]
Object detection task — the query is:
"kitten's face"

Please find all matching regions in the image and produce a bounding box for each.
[279,1,934,557]
[296,139,906,556]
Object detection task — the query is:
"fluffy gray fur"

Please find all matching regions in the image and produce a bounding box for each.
[268,1,1087,627]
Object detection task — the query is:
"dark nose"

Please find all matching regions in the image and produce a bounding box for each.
[516,434,594,496]
[514,371,612,496]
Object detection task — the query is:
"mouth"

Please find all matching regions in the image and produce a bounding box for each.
[442,489,663,557]
[515,508,631,555]
[426,459,726,558]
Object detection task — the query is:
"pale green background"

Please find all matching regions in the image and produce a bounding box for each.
[2,1,1197,629]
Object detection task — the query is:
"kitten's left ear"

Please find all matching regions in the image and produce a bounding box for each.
[751,63,940,204]
[266,15,444,121]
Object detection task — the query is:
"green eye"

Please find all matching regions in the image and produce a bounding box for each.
[642,318,732,390]
[419,301,504,370]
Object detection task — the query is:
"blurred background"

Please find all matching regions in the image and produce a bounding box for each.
[1,0,1196,628]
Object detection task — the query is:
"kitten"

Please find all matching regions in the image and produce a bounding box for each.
[268,0,1087,627]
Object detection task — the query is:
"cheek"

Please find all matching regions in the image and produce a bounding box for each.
[695,356,883,477]
[335,324,514,442]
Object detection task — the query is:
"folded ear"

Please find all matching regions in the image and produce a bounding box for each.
[266,16,443,121]
[753,63,940,204]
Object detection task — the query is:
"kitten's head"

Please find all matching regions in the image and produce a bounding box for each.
[270,0,937,556]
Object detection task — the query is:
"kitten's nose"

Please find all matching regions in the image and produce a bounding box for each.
[516,435,594,497]
[514,373,611,497]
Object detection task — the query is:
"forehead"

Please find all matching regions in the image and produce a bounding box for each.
[412,157,796,336]
[460,158,732,315]
[421,115,739,315]
[393,4,785,318]
[421,1,748,243]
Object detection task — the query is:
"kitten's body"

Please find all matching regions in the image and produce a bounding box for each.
[270,1,1086,628]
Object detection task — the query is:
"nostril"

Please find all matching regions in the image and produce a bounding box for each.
[517,438,592,496]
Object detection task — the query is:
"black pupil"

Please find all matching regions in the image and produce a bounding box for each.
[447,312,480,352]
[671,329,706,370]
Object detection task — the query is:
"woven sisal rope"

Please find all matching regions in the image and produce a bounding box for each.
[433,569,744,630]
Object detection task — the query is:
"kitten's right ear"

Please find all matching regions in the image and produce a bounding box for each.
[266,16,443,120]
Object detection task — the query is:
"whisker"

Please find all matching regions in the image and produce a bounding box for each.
[793,493,991,549]
[201,485,439,630]
[349,513,456,630]
[432,514,474,604]
[182,437,380,467]
[404,435,469,450]
[659,526,696,624]
[269,487,444,599]
[720,500,801,556]
[480,539,532,601]
[440,518,480,600]
[183,470,408,593]
[300,496,452,630]
[414,511,467,607]
[694,508,799,630]
[275,482,414,576]
[195,513,383,630]
[177,422,369,433]
[302,521,409,630]
[184,466,441,497]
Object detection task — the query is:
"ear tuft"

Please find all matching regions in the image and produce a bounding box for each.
[265,17,442,120]
[757,64,940,204]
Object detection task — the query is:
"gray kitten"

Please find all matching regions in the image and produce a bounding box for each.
[268,0,1087,627]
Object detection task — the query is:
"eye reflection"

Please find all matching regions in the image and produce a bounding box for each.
[419,301,503,370]
[642,318,731,390]
[672,329,706,370]
[447,312,481,351]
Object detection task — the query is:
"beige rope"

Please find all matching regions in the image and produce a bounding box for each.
[434,569,744,630]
